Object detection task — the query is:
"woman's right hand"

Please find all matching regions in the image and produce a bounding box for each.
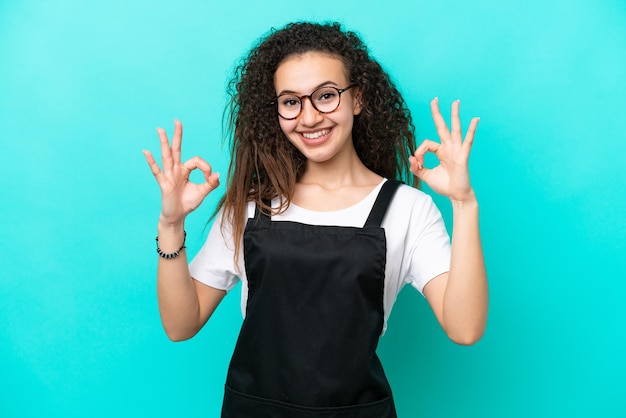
[143,119,220,227]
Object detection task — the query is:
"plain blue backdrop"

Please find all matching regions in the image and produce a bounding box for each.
[1,0,625,417]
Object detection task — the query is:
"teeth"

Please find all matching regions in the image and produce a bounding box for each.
[302,129,330,139]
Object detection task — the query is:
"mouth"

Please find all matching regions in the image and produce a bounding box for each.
[301,128,331,139]
[299,128,332,145]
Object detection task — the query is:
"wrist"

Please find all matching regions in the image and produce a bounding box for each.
[156,220,186,253]
[158,216,185,232]
[450,193,478,211]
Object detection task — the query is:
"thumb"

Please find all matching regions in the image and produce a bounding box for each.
[200,172,220,196]
[409,156,428,179]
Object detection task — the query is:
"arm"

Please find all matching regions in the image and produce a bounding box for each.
[410,98,488,345]
[144,120,225,341]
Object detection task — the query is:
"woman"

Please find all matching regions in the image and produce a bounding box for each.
[144,22,488,417]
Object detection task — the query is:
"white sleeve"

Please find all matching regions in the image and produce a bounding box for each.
[405,192,451,293]
[188,209,241,292]
[380,185,452,333]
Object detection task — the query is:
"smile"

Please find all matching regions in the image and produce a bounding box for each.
[301,128,331,140]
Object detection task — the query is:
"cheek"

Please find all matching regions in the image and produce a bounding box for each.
[328,111,354,131]
[278,118,296,137]
[278,117,298,145]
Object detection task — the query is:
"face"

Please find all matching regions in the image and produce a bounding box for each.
[274,52,362,166]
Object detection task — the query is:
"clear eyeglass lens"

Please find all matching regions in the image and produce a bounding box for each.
[311,88,340,111]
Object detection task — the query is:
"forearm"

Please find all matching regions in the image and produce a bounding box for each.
[156,222,202,341]
[443,197,489,345]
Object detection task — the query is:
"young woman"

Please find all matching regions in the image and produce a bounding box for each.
[144,22,488,418]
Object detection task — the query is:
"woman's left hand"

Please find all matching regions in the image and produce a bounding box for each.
[410,98,479,203]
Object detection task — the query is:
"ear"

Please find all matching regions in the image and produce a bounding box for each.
[352,87,363,116]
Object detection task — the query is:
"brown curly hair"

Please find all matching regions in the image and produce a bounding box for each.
[218,21,417,261]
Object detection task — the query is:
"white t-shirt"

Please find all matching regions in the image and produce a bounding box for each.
[189,179,451,334]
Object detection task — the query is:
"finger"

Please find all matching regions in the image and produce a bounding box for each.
[182,156,213,175]
[191,175,221,203]
[412,139,441,167]
[171,119,183,164]
[142,150,163,178]
[182,156,218,190]
[409,155,435,180]
[183,156,220,198]
[408,155,424,173]
[430,97,451,143]
[451,100,462,142]
[463,117,480,152]
[157,127,173,173]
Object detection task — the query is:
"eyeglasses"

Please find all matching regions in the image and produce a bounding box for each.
[273,84,356,120]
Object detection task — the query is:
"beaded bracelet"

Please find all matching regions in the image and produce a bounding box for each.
[155,232,186,259]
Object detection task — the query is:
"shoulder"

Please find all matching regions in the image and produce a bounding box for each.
[390,182,438,212]
[383,182,447,232]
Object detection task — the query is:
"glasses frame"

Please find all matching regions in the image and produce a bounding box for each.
[273,84,357,120]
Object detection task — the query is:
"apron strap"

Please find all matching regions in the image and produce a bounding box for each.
[250,199,272,227]
[364,180,402,228]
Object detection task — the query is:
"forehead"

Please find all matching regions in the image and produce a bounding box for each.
[274,52,349,93]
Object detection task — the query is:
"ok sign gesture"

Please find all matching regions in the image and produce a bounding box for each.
[143,120,220,227]
[410,98,479,203]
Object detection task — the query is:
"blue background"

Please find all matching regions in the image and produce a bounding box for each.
[1,0,625,417]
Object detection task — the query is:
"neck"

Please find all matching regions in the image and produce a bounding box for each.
[299,150,379,189]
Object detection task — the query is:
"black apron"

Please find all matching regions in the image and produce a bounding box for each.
[222,180,401,417]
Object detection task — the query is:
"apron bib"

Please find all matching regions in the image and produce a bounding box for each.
[222,180,401,417]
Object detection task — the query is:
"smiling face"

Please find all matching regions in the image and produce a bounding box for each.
[274,52,362,167]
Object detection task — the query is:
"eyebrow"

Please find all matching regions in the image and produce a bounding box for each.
[277,80,340,96]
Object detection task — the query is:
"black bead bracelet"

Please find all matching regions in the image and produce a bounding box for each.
[155,232,186,259]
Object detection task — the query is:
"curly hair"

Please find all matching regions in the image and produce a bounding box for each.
[218,21,417,262]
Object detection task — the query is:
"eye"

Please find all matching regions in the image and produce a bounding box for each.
[281,97,300,108]
[315,89,338,102]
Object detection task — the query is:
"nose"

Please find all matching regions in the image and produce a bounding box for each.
[299,97,323,126]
